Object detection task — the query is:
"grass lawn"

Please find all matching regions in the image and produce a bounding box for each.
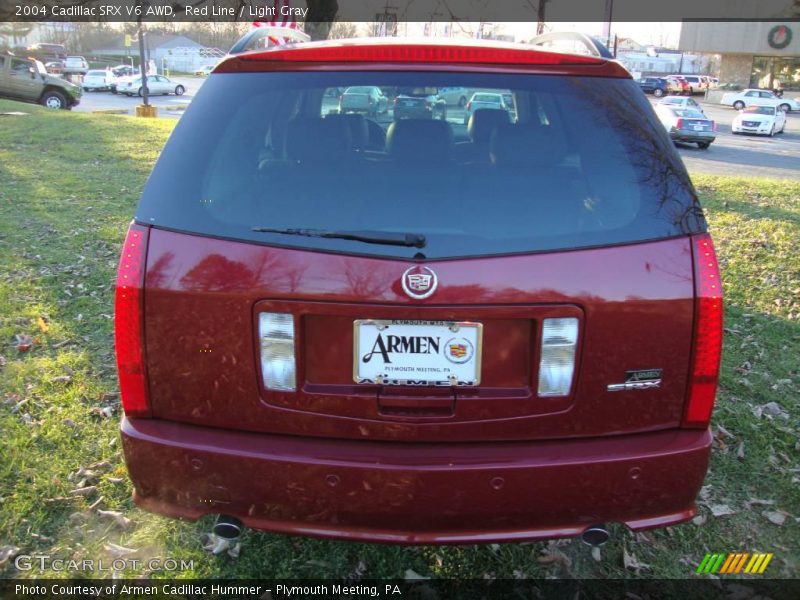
[0,99,798,580]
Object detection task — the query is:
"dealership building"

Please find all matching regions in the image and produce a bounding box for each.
[680,22,800,90]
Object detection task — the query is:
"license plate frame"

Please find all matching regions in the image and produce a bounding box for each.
[353,319,483,387]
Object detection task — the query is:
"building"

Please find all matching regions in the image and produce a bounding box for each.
[615,45,709,78]
[680,22,800,90]
[90,34,219,72]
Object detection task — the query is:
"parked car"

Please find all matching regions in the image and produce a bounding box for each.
[732,105,786,136]
[118,74,186,97]
[117,38,722,546]
[637,77,669,97]
[82,69,114,91]
[680,75,706,94]
[195,64,215,77]
[0,52,81,109]
[338,86,388,116]
[26,43,67,64]
[463,91,510,124]
[665,75,690,95]
[654,105,716,148]
[44,61,64,75]
[63,56,89,75]
[112,65,137,78]
[657,95,705,114]
[720,88,799,112]
[437,86,469,106]
[393,89,447,121]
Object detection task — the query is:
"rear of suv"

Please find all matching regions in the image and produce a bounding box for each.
[116,38,723,544]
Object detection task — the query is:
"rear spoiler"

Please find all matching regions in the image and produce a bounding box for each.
[529,32,614,59]
[229,26,311,56]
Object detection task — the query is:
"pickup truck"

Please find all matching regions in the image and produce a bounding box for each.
[0,52,81,109]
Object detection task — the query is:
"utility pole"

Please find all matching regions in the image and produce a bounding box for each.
[137,18,149,106]
[536,0,549,36]
[136,0,150,102]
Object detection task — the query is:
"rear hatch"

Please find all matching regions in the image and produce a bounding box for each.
[132,63,707,443]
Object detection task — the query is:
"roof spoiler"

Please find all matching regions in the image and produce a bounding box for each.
[228,26,311,56]
[529,32,613,59]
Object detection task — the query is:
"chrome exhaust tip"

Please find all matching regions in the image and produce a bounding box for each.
[581,524,610,546]
[212,515,244,541]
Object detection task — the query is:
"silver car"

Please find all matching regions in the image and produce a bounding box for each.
[463,92,511,125]
[120,75,186,97]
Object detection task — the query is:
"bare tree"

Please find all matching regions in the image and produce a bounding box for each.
[328,21,358,40]
[304,0,339,40]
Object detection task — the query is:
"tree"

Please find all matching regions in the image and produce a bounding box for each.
[328,21,358,40]
[0,22,34,46]
[304,0,339,40]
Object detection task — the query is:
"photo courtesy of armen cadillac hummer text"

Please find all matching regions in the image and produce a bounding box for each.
[116,35,723,544]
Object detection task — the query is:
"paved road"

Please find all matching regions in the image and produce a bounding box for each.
[75,79,800,180]
[73,75,201,119]
[647,96,800,181]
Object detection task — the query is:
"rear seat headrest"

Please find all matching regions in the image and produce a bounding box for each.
[489,122,561,168]
[285,117,352,162]
[324,113,369,150]
[386,119,454,163]
[467,108,511,144]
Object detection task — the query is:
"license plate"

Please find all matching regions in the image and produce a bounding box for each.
[354,320,482,386]
[693,125,705,131]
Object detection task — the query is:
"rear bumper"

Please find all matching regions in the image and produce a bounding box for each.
[670,131,715,143]
[122,417,711,544]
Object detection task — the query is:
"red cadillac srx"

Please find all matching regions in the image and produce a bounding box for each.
[115,36,723,544]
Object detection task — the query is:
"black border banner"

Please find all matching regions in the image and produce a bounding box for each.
[1,0,800,23]
[2,579,800,600]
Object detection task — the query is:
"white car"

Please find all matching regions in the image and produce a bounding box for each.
[656,96,706,114]
[119,75,186,97]
[463,92,511,125]
[720,89,799,112]
[82,69,113,91]
[732,105,786,136]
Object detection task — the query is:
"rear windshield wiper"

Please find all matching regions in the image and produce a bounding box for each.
[252,227,426,248]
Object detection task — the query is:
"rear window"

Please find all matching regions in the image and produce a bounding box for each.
[137,71,705,260]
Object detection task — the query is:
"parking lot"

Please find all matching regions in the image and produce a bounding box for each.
[74,78,800,180]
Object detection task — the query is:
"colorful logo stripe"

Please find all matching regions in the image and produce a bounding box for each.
[697,553,773,574]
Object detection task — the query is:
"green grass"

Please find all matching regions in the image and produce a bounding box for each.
[0,99,798,580]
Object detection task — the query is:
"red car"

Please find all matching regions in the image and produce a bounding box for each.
[116,36,723,545]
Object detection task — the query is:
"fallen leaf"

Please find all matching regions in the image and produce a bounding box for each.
[763,510,787,526]
[104,543,137,558]
[50,375,72,384]
[14,334,33,353]
[623,548,652,574]
[106,477,124,484]
[404,568,430,581]
[37,316,49,333]
[0,546,21,566]
[736,442,745,460]
[97,510,131,529]
[710,504,736,517]
[745,499,775,508]
[692,514,707,526]
[68,486,97,496]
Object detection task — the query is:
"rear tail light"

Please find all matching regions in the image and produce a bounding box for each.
[712,120,717,132]
[259,312,296,391]
[676,118,684,129]
[114,223,151,418]
[683,234,724,428]
[537,318,579,397]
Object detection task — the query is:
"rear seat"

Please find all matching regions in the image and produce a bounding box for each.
[463,122,587,238]
[386,118,454,165]
[454,108,511,165]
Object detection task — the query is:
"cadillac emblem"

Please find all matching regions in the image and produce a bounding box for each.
[401,265,438,299]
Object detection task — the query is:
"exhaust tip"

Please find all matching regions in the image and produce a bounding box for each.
[213,515,243,541]
[581,524,610,547]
